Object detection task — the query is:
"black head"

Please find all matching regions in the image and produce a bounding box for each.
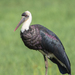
[22,12,29,17]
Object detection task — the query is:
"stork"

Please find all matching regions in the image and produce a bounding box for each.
[14,11,71,75]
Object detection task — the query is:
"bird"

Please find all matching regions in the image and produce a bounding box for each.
[14,11,71,75]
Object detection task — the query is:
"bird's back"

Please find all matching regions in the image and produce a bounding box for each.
[36,24,71,74]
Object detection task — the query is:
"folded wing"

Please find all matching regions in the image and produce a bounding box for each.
[40,30,71,74]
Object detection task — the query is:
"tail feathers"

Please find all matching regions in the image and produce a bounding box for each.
[49,58,71,74]
[58,64,68,74]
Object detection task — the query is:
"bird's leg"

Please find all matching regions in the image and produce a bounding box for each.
[43,55,48,75]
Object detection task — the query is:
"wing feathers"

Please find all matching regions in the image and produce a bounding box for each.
[40,30,71,74]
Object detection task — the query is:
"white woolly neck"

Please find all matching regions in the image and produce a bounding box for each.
[21,13,32,33]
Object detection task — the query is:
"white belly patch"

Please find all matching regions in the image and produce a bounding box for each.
[39,50,54,58]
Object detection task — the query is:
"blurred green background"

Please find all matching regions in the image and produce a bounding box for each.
[0,0,75,75]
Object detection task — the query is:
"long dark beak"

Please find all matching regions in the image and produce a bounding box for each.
[14,17,25,31]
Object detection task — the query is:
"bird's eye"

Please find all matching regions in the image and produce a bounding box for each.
[25,15,28,17]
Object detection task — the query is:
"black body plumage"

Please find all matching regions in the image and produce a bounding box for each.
[20,24,71,75]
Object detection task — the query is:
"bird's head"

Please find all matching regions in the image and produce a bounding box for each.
[14,11,32,31]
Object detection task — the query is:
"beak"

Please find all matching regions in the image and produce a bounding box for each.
[14,17,25,31]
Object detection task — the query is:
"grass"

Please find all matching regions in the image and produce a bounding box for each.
[0,0,75,75]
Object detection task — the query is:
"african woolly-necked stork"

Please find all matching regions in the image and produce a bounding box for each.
[14,11,71,75]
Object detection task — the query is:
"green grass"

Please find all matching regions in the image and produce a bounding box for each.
[0,0,75,75]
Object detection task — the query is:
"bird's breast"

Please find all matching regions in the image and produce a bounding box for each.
[20,26,42,50]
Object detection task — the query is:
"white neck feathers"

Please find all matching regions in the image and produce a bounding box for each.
[21,13,32,33]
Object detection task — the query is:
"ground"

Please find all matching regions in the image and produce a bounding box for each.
[0,0,75,75]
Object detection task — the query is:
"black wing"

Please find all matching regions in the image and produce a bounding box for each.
[40,30,71,74]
